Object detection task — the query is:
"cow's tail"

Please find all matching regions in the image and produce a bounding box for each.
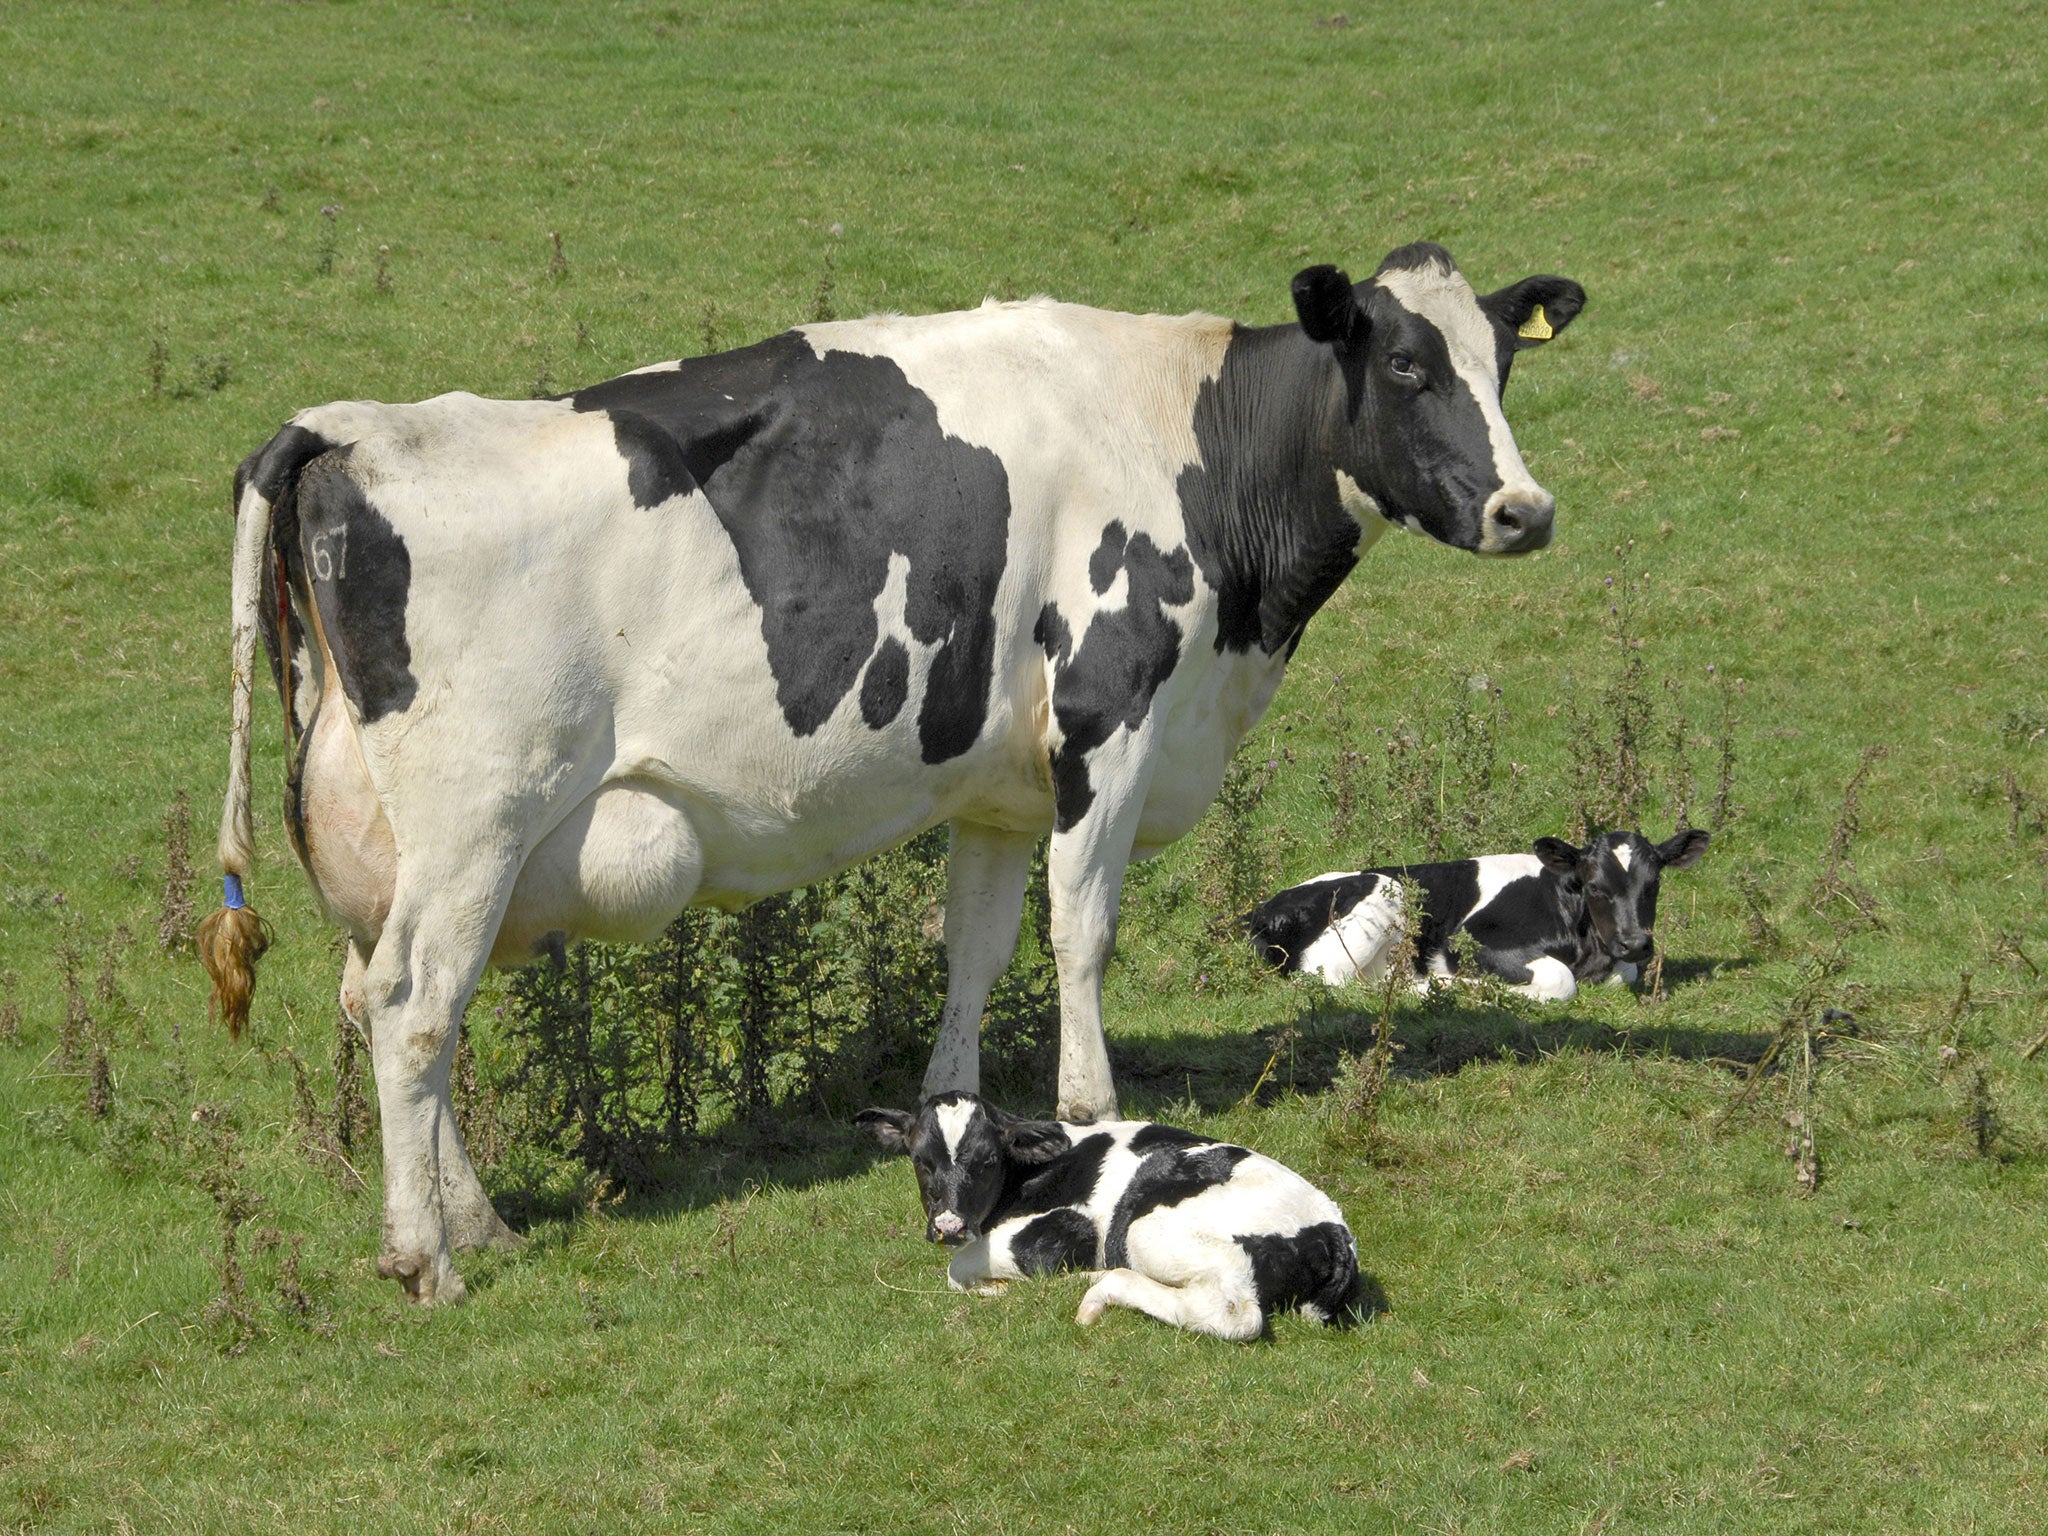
[197,426,327,1036]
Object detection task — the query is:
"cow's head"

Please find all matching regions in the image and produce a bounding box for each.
[1533,828,1711,970]
[1293,242,1584,556]
[855,1092,1068,1247]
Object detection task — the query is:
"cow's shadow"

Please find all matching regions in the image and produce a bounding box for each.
[1111,956,1768,1115]
[484,955,1762,1234]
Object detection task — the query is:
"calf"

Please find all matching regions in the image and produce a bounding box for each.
[856,1092,1361,1340]
[1246,828,1710,1001]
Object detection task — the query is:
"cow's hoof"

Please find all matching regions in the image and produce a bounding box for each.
[378,1250,467,1306]
[1057,1099,1119,1126]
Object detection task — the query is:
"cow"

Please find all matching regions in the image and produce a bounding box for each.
[856,1092,1361,1339]
[1244,828,1711,1000]
[197,241,1585,1302]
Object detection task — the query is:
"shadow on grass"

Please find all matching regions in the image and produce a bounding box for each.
[486,960,1768,1230]
[1112,962,1772,1116]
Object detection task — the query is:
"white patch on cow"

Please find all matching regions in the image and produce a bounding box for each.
[1298,880,1403,985]
[1612,842,1634,872]
[1373,263,1545,517]
[620,359,683,377]
[1517,955,1578,1002]
[934,1098,980,1160]
[1333,469,1387,559]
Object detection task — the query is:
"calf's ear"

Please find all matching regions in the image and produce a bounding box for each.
[1292,266,1367,346]
[1533,836,1583,876]
[1478,274,1586,349]
[1656,827,1711,870]
[854,1107,914,1153]
[1003,1120,1070,1165]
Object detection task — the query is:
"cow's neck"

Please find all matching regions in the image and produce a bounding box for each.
[1178,323,1373,657]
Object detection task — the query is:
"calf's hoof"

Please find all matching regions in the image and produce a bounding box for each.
[1076,1275,1119,1326]
[378,1250,467,1306]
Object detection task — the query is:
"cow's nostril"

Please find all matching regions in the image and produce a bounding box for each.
[1494,508,1524,534]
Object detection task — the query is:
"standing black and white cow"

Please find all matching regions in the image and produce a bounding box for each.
[1245,828,1710,1000]
[857,1092,1362,1340]
[201,242,1584,1301]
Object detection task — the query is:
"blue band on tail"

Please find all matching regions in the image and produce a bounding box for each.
[223,874,246,910]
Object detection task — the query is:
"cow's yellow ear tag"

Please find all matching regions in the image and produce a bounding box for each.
[1517,304,1554,342]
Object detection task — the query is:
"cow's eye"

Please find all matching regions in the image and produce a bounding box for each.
[1388,353,1419,384]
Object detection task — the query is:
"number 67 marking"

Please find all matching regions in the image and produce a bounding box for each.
[311,527,349,581]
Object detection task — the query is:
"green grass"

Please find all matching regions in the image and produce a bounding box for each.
[3,0,2048,1530]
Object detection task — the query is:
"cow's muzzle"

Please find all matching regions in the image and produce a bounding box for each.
[1478,487,1556,554]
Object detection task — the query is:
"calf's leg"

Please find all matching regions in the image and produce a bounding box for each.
[1076,1266,1263,1341]
[923,822,1036,1100]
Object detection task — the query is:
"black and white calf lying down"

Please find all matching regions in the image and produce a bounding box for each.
[1246,828,1710,1001]
[858,1092,1361,1340]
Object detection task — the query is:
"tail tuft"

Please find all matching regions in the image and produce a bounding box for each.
[196,897,273,1040]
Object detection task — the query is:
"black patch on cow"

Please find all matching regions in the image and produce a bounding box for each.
[999,1130,1114,1223]
[1243,872,1387,973]
[296,447,418,724]
[1127,1122,1213,1155]
[1374,858,1484,975]
[1176,326,1366,656]
[1103,1142,1251,1268]
[859,636,911,729]
[569,334,1011,764]
[1456,872,1555,955]
[607,408,700,509]
[1236,1221,1362,1328]
[1034,522,1195,831]
[238,422,333,510]
[1009,1209,1101,1276]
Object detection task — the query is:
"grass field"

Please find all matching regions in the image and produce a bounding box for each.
[3,0,2047,1530]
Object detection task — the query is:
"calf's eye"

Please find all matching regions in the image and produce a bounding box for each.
[1389,354,1420,384]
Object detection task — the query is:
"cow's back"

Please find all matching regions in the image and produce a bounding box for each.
[281,303,1250,905]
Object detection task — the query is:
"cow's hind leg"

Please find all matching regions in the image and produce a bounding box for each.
[1076,1266,1264,1341]
[923,822,1036,1100]
[361,854,519,1304]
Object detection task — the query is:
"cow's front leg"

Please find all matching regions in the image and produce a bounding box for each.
[361,859,515,1304]
[1045,734,1157,1123]
[922,822,1036,1101]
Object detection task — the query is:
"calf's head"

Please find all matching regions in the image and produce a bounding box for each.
[1293,242,1584,556]
[855,1092,1068,1246]
[1533,828,1711,969]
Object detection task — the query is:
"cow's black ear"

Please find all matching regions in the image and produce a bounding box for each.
[1003,1120,1069,1165]
[1479,274,1586,350]
[1533,837,1583,876]
[855,1107,914,1153]
[1656,827,1711,871]
[1292,265,1367,345]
